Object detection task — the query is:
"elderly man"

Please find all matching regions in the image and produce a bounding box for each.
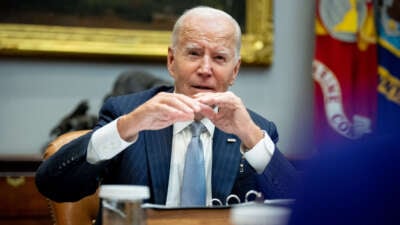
[36,5,298,216]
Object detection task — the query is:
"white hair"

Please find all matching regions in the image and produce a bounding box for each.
[171,6,242,60]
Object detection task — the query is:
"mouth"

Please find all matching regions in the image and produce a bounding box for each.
[191,85,214,91]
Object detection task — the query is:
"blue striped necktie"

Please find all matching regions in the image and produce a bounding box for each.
[181,121,206,206]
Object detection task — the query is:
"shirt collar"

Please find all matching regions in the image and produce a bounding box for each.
[173,118,214,136]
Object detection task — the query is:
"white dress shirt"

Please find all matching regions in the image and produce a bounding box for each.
[87,117,275,206]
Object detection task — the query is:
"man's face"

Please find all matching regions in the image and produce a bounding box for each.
[167,15,241,97]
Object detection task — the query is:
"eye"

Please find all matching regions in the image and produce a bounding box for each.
[214,55,226,63]
[188,50,200,56]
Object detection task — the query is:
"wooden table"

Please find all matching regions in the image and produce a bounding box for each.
[147,207,233,225]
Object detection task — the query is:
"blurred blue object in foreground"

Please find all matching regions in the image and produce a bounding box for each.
[288,134,400,225]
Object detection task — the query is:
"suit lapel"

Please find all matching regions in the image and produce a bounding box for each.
[211,128,242,201]
[145,126,173,204]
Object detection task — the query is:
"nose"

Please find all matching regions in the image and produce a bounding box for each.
[198,55,212,76]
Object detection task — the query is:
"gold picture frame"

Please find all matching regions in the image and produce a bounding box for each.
[0,0,273,66]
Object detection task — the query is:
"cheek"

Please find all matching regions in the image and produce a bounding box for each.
[215,69,236,84]
[170,61,188,79]
[171,66,191,85]
[177,63,199,80]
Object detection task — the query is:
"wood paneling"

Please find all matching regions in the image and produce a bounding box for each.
[0,155,53,225]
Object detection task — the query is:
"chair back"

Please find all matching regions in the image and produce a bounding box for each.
[43,130,99,225]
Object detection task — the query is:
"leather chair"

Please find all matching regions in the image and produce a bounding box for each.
[42,130,99,225]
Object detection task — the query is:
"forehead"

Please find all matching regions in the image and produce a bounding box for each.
[178,15,236,51]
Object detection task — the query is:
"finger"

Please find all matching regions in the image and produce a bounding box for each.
[158,93,200,114]
[195,92,237,108]
[198,103,216,120]
[157,103,195,122]
[143,105,194,130]
[172,93,202,112]
[194,92,221,106]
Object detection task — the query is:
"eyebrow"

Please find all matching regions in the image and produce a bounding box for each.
[184,43,201,51]
[184,43,231,56]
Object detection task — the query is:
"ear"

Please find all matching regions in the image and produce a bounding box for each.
[167,47,175,78]
[230,58,241,85]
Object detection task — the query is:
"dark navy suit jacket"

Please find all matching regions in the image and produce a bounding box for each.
[36,86,298,206]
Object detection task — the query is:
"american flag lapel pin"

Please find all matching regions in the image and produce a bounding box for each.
[227,138,237,143]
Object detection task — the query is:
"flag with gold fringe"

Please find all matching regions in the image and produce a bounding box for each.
[313,0,377,150]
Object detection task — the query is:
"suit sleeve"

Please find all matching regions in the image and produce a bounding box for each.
[250,112,300,199]
[35,98,122,202]
[257,147,299,199]
[35,133,109,202]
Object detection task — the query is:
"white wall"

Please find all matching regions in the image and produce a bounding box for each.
[0,0,315,158]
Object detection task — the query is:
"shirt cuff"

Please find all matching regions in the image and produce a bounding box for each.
[86,117,137,164]
[241,131,275,174]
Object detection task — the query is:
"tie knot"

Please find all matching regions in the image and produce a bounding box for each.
[190,122,205,137]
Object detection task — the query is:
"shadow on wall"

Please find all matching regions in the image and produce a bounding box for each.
[42,70,172,152]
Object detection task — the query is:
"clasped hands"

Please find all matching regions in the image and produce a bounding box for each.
[117,91,263,149]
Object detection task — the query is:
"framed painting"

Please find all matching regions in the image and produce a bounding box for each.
[0,0,273,65]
